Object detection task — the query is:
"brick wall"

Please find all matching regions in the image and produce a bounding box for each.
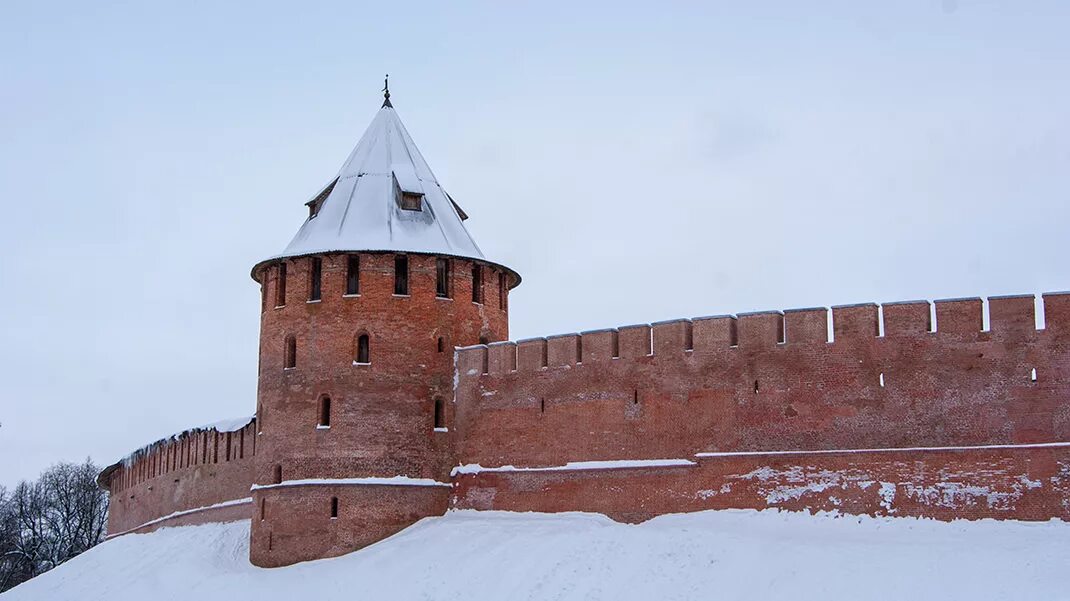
[249,251,513,567]
[452,292,1070,520]
[102,420,257,535]
[452,445,1070,521]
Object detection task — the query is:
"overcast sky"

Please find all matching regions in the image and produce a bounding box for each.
[1,1,1068,487]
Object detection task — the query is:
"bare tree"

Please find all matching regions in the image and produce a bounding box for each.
[0,459,109,593]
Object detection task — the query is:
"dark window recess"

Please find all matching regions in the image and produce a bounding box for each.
[394,255,409,295]
[276,263,287,306]
[330,497,339,518]
[436,258,450,298]
[346,255,360,295]
[471,265,483,303]
[434,398,445,429]
[284,335,297,369]
[437,337,445,353]
[273,465,282,484]
[356,334,370,364]
[400,192,423,211]
[306,178,337,220]
[309,257,322,301]
[318,396,331,427]
[498,272,507,310]
[260,498,266,521]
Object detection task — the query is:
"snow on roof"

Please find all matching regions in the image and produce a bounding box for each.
[262,105,485,265]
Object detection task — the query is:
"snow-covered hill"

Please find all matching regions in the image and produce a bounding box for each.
[4,510,1069,601]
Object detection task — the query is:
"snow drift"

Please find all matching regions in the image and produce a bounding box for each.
[4,509,1069,601]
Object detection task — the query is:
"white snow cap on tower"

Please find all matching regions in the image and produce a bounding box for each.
[269,101,484,263]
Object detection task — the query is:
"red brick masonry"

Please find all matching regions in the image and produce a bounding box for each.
[101,286,1070,567]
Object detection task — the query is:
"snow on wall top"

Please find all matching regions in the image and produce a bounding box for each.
[96,415,256,488]
[263,105,484,265]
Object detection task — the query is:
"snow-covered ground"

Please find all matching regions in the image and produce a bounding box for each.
[4,509,1069,601]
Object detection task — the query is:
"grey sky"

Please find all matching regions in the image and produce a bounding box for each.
[1,1,1068,487]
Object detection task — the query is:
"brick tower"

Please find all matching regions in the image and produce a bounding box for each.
[248,89,519,567]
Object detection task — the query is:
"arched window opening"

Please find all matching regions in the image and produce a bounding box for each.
[879,372,885,388]
[436,258,451,298]
[1031,367,1038,382]
[433,398,445,430]
[330,497,339,519]
[355,334,370,364]
[394,254,409,295]
[318,395,331,428]
[276,263,287,307]
[273,464,282,485]
[284,335,297,369]
[437,337,445,353]
[309,257,322,301]
[754,380,760,394]
[471,264,483,303]
[346,255,360,295]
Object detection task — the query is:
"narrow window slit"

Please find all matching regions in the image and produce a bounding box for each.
[1031,368,1038,382]
[346,255,360,295]
[318,395,331,428]
[471,264,483,303]
[284,335,297,369]
[754,380,760,394]
[436,258,450,298]
[330,497,339,519]
[276,263,287,307]
[879,372,885,388]
[433,398,445,429]
[355,334,370,364]
[308,257,322,301]
[394,255,409,295]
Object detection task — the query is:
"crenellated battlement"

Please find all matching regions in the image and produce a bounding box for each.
[451,291,1070,481]
[98,417,258,537]
[457,292,1068,377]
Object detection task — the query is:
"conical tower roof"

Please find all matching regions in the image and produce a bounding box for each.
[257,98,500,275]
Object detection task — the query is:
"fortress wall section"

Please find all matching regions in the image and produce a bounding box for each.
[452,445,1070,522]
[452,292,1070,521]
[101,420,257,536]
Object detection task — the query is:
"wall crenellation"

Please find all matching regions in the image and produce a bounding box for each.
[457,292,1068,377]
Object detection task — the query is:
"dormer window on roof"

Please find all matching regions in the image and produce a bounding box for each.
[399,191,423,211]
[261,100,501,269]
[305,178,338,220]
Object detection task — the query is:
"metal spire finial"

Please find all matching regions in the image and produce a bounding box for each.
[382,74,393,108]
